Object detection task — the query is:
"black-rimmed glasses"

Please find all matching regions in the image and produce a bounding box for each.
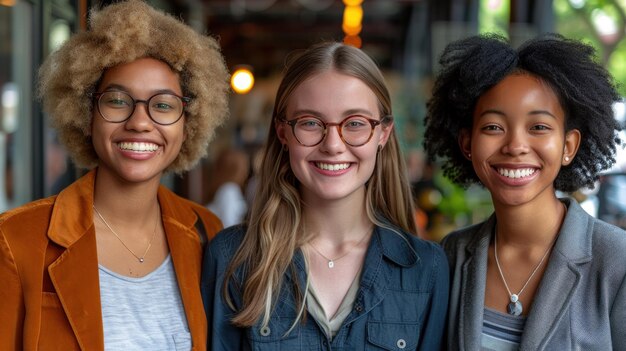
[91,91,191,126]
[279,115,390,147]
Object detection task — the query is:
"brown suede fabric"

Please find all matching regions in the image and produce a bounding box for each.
[0,169,221,350]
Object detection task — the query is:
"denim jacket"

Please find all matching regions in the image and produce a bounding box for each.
[201,223,449,350]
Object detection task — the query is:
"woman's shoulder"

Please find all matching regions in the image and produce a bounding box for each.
[562,206,626,300]
[440,220,491,250]
[0,196,57,236]
[377,226,449,294]
[588,215,626,256]
[377,224,447,269]
[407,229,446,257]
[206,224,247,263]
[564,199,626,255]
[158,186,208,214]
[0,170,95,232]
[157,186,222,229]
[211,224,246,241]
[437,218,494,270]
[0,197,60,271]
[0,196,56,221]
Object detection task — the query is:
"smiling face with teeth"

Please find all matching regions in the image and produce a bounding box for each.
[91,57,186,185]
[276,69,392,205]
[460,73,580,208]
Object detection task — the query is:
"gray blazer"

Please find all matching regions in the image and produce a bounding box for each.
[441,199,626,350]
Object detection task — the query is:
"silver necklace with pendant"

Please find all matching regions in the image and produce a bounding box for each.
[308,228,372,268]
[494,229,556,316]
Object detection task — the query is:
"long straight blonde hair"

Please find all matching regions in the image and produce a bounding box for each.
[223,42,416,328]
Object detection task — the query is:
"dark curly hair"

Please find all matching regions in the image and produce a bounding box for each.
[424,33,622,192]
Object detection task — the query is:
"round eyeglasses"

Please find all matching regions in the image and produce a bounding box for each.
[91,90,191,126]
[279,115,390,147]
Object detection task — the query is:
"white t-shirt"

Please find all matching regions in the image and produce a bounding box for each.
[98,255,191,350]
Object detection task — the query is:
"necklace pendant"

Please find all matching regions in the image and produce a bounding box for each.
[328,260,334,268]
[507,295,523,316]
[139,258,144,263]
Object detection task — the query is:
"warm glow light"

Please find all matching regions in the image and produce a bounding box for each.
[231,67,255,94]
[342,3,364,47]
[0,0,16,6]
[343,35,362,48]
[343,5,363,28]
[342,23,362,36]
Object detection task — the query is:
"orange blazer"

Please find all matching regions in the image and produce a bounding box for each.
[0,169,222,351]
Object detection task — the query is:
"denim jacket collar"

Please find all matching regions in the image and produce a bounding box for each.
[375,224,420,267]
[285,224,420,326]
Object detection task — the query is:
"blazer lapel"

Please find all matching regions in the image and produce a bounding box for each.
[519,250,581,350]
[158,187,207,349]
[47,170,104,350]
[460,218,493,350]
[520,199,592,350]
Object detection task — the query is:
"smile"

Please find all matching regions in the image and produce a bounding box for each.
[315,162,350,171]
[497,168,536,179]
[117,142,159,152]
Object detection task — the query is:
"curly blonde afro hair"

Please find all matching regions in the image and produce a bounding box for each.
[38,0,230,172]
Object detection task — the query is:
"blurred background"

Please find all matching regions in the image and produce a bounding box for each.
[1,0,625,240]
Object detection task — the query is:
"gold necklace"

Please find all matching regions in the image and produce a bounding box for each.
[308,227,372,268]
[92,204,159,263]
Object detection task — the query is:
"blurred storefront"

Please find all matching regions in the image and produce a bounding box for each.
[1,0,624,235]
[0,0,83,211]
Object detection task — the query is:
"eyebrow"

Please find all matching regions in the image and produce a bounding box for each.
[100,83,180,96]
[529,110,558,119]
[478,109,558,119]
[291,108,376,119]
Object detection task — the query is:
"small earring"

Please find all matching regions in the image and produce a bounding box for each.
[467,153,471,158]
[377,145,383,152]
[564,156,570,162]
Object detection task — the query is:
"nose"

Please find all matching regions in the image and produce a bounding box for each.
[125,101,154,132]
[319,124,346,154]
[501,129,529,156]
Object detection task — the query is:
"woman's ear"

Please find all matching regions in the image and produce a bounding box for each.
[377,119,394,149]
[562,128,581,166]
[275,118,288,146]
[459,129,472,160]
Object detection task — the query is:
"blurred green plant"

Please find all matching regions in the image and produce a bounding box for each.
[479,0,511,36]
[555,0,626,95]
[433,170,493,226]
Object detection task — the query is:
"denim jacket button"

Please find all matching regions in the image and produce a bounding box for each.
[260,326,271,336]
[354,304,363,312]
[396,338,406,349]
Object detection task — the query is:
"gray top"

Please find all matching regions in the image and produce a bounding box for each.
[99,255,191,351]
[306,269,362,339]
[441,198,626,350]
[481,307,526,350]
